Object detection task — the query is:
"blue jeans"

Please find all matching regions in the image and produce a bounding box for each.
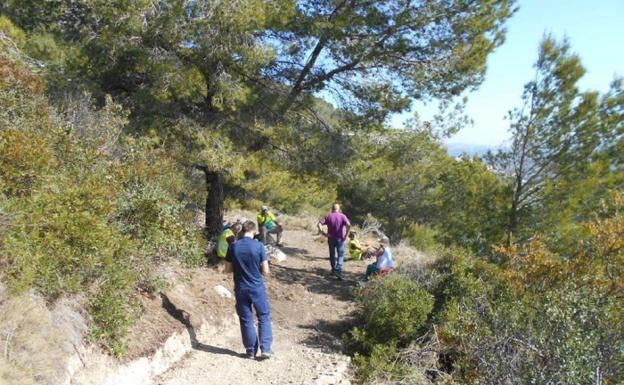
[235,286,273,357]
[328,238,345,274]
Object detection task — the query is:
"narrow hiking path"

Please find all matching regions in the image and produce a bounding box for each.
[155,228,366,385]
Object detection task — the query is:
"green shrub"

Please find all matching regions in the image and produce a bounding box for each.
[402,222,440,252]
[0,16,27,47]
[351,275,434,350]
[347,275,435,384]
[116,183,204,270]
[2,173,123,295]
[352,344,399,383]
[88,264,140,357]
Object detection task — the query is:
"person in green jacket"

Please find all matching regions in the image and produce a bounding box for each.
[257,206,283,246]
[217,221,242,259]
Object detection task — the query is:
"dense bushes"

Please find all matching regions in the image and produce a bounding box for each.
[349,195,623,384]
[0,40,204,355]
[352,275,433,349]
[347,275,434,383]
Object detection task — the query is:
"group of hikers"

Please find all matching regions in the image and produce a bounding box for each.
[219,203,394,360]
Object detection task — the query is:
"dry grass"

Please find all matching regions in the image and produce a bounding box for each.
[0,281,87,385]
[222,208,255,227]
[276,212,322,232]
[392,240,438,266]
[0,356,36,385]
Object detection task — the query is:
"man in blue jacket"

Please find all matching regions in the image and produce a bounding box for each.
[225,220,273,360]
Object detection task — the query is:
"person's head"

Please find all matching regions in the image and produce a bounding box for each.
[232,221,242,234]
[261,205,268,214]
[348,230,357,239]
[379,236,390,247]
[332,203,341,212]
[242,220,256,235]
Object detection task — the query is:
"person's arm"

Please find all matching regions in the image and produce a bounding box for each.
[317,217,327,236]
[353,239,365,252]
[344,217,351,239]
[375,246,384,262]
[261,260,270,276]
[260,244,270,276]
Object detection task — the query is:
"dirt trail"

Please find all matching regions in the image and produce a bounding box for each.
[155,228,367,385]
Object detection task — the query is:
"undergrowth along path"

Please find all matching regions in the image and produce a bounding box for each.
[156,228,365,385]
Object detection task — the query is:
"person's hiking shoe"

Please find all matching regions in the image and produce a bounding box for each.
[257,351,272,361]
[276,242,284,247]
[334,271,343,281]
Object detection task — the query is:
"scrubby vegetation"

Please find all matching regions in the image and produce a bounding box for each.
[346,36,623,385]
[349,193,623,384]
[0,35,205,355]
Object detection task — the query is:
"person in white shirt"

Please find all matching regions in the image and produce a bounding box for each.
[364,236,393,280]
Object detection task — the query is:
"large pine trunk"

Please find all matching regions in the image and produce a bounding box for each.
[204,170,224,238]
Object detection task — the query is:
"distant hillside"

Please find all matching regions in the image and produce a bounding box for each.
[444,143,501,157]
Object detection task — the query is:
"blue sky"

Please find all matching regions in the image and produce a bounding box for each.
[391,0,624,147]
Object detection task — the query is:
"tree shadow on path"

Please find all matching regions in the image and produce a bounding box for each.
[270,264,361,302]
[160,293,246,359]
[298,312,360,353]
[279,245,327,262]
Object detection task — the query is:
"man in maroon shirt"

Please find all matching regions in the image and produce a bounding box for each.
[317,203,351,280]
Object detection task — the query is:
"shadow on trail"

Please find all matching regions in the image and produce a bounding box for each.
[278,245,309,256]
[160,293,246,359]
[298,313,360,353]
[191,343,246,358]
[279,245,327,262]
[270,263,361,302]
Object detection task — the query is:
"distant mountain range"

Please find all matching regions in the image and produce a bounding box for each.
[444,143,503,157]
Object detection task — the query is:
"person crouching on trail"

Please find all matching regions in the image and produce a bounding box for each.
[257,206,283,246]
[317,203,351,280]
[225,220,273,360]
[347,230,373,261]
[365,236,394,281]
[217,221,242,260]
